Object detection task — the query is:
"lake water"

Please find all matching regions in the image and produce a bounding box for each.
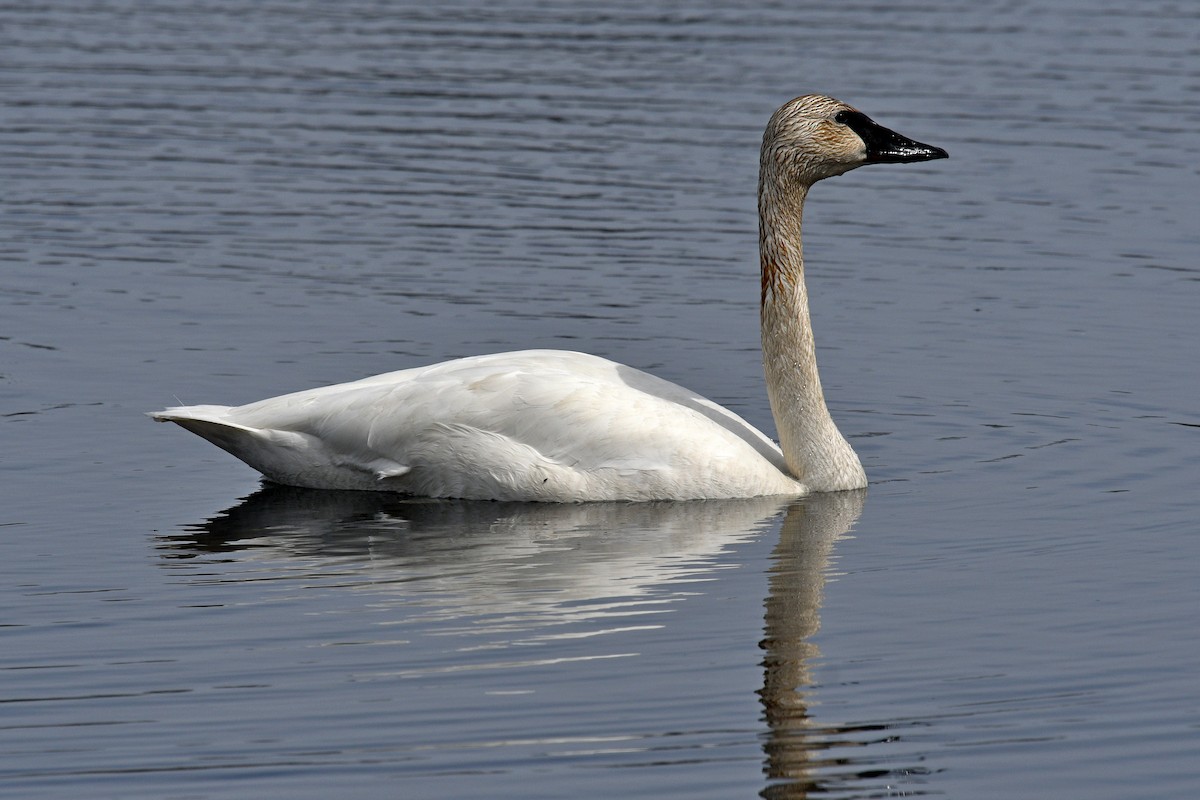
[3,1,1198,798]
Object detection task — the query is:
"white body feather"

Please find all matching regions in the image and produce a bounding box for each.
[151,350,802,501]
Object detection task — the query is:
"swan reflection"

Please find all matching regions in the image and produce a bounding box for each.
[160,486,875,796]
[162,488,791,622]
[759,489,871,798]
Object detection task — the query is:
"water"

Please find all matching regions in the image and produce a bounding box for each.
[3,1,1198,797]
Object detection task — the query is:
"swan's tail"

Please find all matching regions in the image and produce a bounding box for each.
[149,405,256,453]
[148,405,394,490]
[148,405,311,474]
[149,405,235,424]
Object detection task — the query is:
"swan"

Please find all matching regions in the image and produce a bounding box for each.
[151,94,946,502]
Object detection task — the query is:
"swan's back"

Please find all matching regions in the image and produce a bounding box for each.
[152,350,801,501]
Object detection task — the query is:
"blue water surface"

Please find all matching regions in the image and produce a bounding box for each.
[2,2,1198,798]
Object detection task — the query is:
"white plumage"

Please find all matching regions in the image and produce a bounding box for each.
[153,350,798,501]
[151,95,946,501]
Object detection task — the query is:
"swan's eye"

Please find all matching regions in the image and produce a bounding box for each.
[834,110,850,125]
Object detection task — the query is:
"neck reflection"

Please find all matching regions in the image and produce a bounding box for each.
[760,490,866,799]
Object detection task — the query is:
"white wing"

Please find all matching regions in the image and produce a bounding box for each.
[151,350,803,501]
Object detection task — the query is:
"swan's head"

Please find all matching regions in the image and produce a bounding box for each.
[762,94,947,186]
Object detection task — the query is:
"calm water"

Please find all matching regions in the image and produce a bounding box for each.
[3,1,1198,798]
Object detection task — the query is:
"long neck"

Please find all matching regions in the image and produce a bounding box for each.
[758,175,867,491]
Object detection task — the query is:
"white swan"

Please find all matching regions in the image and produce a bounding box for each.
[151,95,946,501]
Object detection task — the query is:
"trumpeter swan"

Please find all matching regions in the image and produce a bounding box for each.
[151,95,947,501]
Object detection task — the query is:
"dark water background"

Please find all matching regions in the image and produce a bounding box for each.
[3,1,1198,798]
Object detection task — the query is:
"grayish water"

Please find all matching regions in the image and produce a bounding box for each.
[3,1,1198,798]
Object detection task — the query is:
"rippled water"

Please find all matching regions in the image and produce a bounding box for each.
[3,1,1198,798]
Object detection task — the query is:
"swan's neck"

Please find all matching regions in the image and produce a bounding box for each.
[759,180,867,491]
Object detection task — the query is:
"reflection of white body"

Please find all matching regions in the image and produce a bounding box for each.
[175,488,863,642]
[151,95,945,500]
[199,490,795,615]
